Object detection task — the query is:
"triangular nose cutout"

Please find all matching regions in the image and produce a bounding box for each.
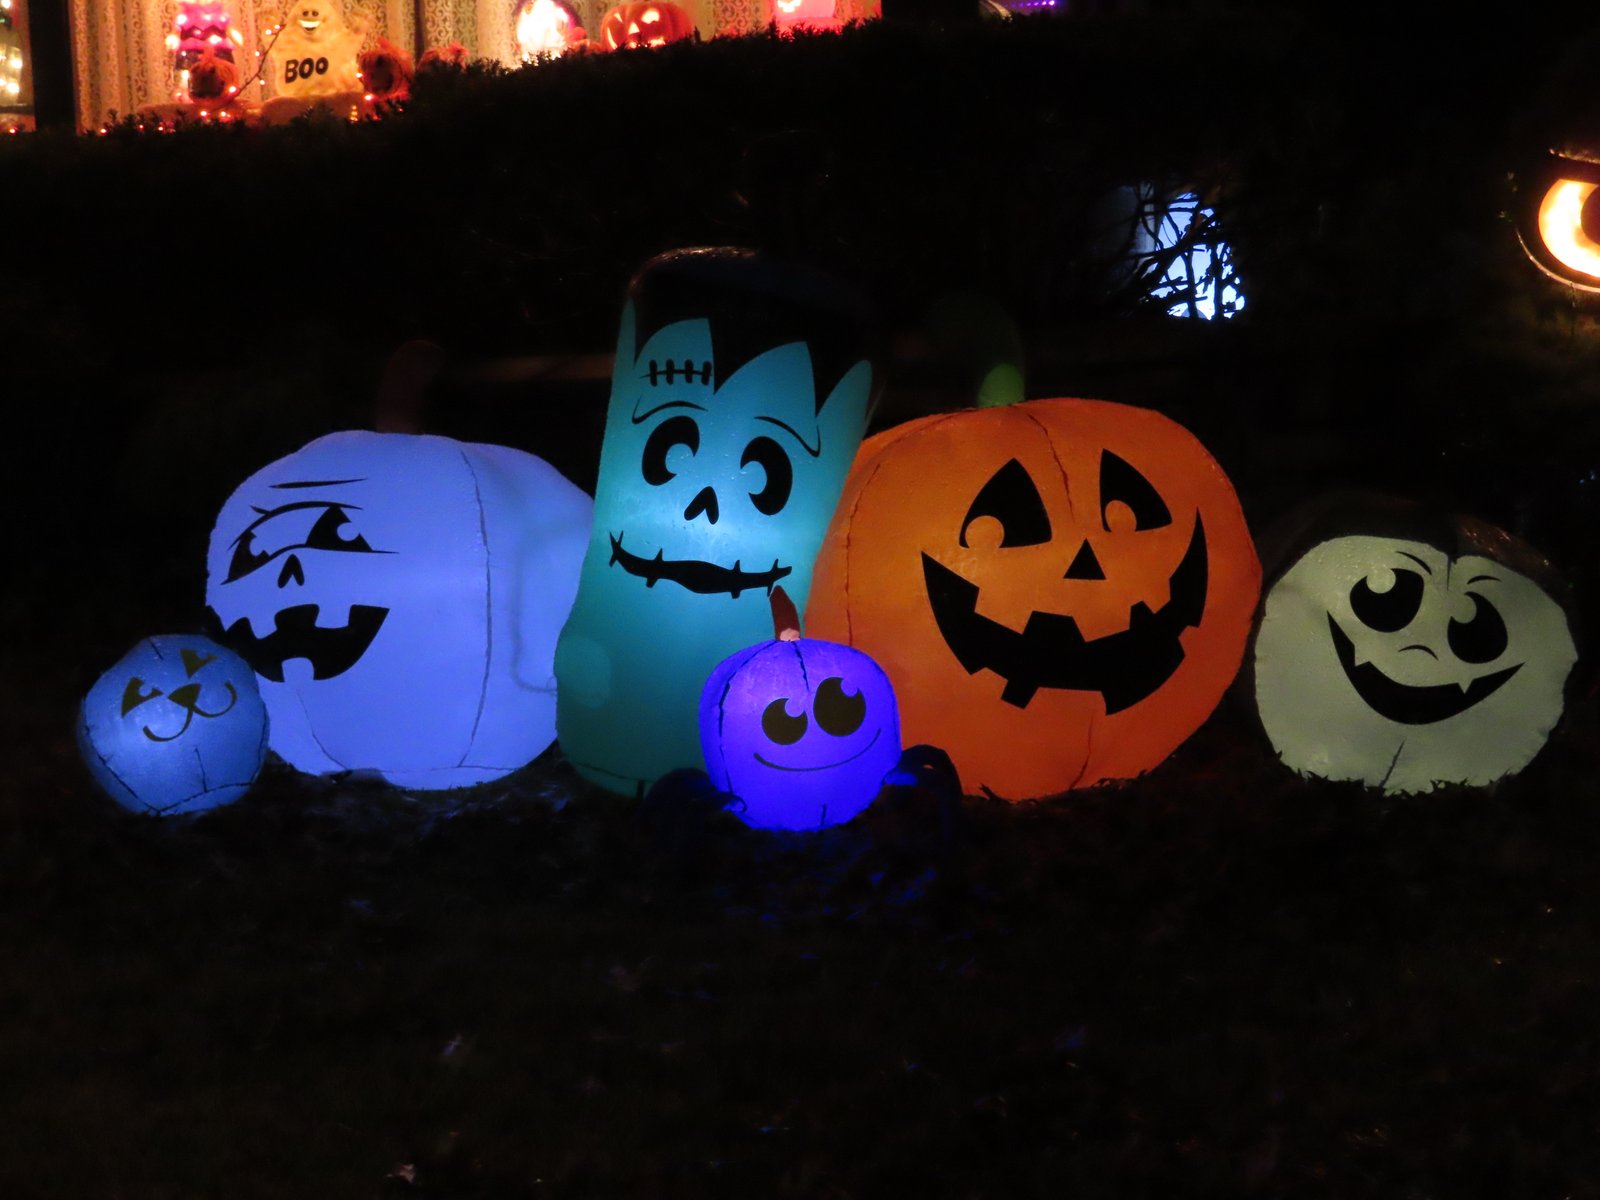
[1064,540,1105,580]
[683,487,720,525]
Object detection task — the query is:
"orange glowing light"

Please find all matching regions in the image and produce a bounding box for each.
[1535,177,1600,287]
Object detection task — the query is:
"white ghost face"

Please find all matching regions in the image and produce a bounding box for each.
[1253,535,1577,794]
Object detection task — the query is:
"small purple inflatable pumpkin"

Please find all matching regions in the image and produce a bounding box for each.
[700,589,902,831]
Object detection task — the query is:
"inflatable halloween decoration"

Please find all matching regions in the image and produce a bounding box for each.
[1251,497,1578,794]
[598,0,693,49]
[555,248,878,795]
[207,431,592,790]
[807,397,1260,799]
[700,588,901,831]
[772,0,839,33]
[1517,150,1600,292]
[78,635,268,816]
[515,0,586,59]
[268,0,362,97]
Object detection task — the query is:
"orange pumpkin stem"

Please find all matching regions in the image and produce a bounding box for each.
[771,586,801,642]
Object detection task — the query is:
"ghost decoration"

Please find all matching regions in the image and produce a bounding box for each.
[268,0,363,98]
[78,635,268,816]
[207,431,592,790]
[555,248,879,796]
[806,397,1261,800]
[1250,497,1579,794]
[700,589,901,831]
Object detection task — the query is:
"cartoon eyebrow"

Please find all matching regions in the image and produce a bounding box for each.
[231,499,366,548]
[756,415,821,459]
[270,478,364,489]
[1396,551,1432,575]
[1466,574,1500,585]
[631,399,707,425]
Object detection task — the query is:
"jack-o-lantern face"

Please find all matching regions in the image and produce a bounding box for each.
[1253,530,1577,793]
[1517,152,1600,292]
[700,634,901,831]
[555,249,877,796]
[208,432,592,789]
[78,635,268,816]
[598,0,692,50]
[807,398,1260,799]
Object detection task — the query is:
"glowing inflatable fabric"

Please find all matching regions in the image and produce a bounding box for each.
[78,635,268,816]
[555,248,878,795]
[207,431,592,790]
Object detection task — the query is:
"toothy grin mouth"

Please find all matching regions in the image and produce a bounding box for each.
[215,603,388,682]
[1328,616,1521,725]
[608,532,792,599]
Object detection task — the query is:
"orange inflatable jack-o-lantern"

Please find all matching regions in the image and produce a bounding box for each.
[598,0,694,49]
[806,398,1261,799]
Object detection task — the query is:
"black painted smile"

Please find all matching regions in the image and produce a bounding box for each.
[922,517,1208,712]
[217,603,389,682]
[754,727,881,772]
[609,532,792,599]
[1327,615,1521,725]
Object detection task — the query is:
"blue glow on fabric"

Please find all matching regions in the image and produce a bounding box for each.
[78,635,268,816]
[555,275,874,796]
[206,432,592,790]
[700,635,901,831]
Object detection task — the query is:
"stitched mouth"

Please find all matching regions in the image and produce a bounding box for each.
[921,516,1208,711]
[754,728,881,772]
[609,532,792,599]
[1327,615,1521,725]
[217,603,388,682]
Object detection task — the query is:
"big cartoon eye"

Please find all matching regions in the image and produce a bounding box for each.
[224,502,374,583]
[1349,568,1424,633]
[1447,593,1509,664]
[960,459,1051,548]
[761,697,808,745]
[813,676,866,736]
[1532,177,1600,288]
[304,506,371,553]
[740,436,793,516]
[642,415,699,486]
[1100,451,1171,532]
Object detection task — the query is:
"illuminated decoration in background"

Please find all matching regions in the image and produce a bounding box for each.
[78,635,268,817]
[207,432,592,790]
[772,0,839,33]
[358,37,413,103]
[515,0,586,60]
[1251,498,1577,795]
[418,41,471,73]
[167,2,244,100]
[598,0,693,50]
[0,0,24,106]
[700,589,901,832]
[555,248,878,796]
[808,398,1261,800]
[1116,186,1245,320]
[1517,153,1600,293]
[265,0,364,97]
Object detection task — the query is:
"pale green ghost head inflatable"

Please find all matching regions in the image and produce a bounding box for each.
[556,248,878,795]
[1252,499,1578,794]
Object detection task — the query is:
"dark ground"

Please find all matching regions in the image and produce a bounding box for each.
[7,9,1600,1197]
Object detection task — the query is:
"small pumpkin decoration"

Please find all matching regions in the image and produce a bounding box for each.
[1249,494,1579,794]
[806,398,1260,799]
[79,635,268,816]
[598,0,694,50]
[207,431,592,790]
[700,588,901,831]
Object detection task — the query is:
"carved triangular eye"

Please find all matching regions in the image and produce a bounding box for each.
[960,459,1052,548]
[1100,451,1171,532]
[180,648,217,678]
[120,677,163,716]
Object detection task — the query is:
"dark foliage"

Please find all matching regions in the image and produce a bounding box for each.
[5,12,1600,1197]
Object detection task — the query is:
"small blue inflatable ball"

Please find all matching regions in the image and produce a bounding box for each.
[78,635,269,816]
